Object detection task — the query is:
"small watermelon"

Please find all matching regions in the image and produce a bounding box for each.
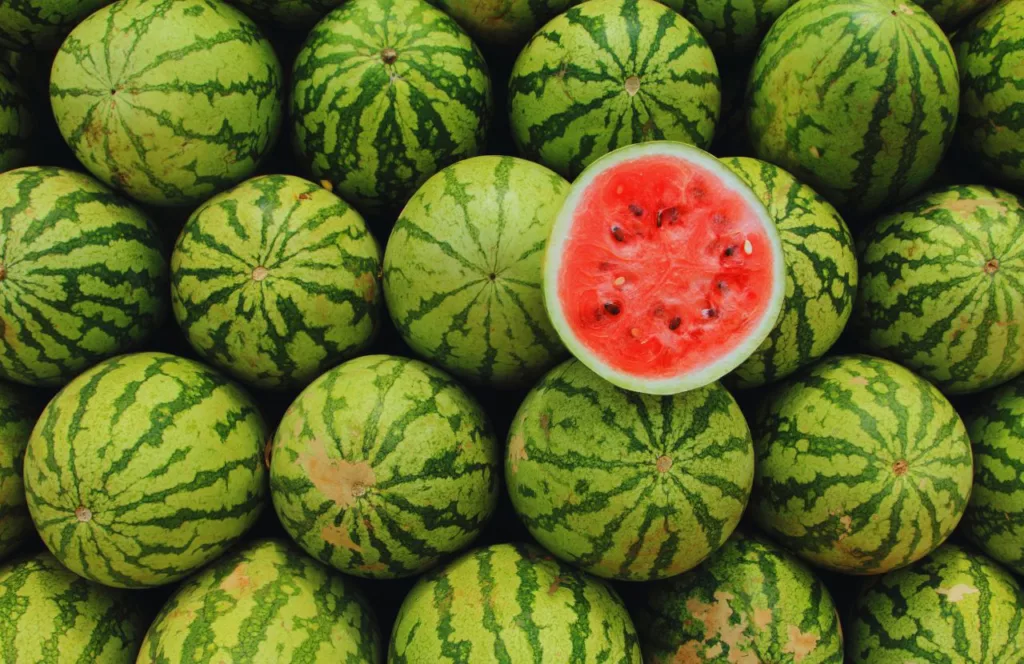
[0,64,29,173]
[388,542,642,662]
[0,383,36,560]
[270,355,499,579]
[751,355,973,575]
[429,0,578,45]
[853,185,1024,394]
[171,174,382,391]
[920,0,997,29]
[509,0,720,180]
[543,141,785,395]
[226,0,343,28]
[50,0,284,207]
[292,0,492,218]
[661,0,800,59]
[0,166,167,387]
[0,0,110,51]
[506,358,753,581]
[24,352,267,589]
[846,543,1024,662]
[383,156,569,389]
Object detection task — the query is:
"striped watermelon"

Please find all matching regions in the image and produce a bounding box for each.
[0,166,167,387]
[23,352,268,589]
[853,185,1024,394]
[639,531,843,664]
[508,0,721,180]
[847,543,1024,662]
[722,157,858,389]
[383,156,569,389]
[388,542,642,662]
[751,354,973,575]
[920,0,997,28]
[50,0,284,207]
[292,0,492,218]
[506,358,753,581]
[0,64,29,174]
[662,0,800,59]
[429,0,578,45]
[0,383,35,560]
[270,354,499,579]
[226,0,343,28]
[748,0,959,217]
[0,0,109,50]
[171,174,382,391]
[138,539,380,663]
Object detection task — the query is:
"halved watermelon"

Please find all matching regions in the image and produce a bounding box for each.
[543,142,785,395]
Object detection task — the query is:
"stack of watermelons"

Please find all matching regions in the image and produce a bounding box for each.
[0,0,1022,661]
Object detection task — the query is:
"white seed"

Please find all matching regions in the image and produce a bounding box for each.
[614,276,625,287]
[743,239,753,255]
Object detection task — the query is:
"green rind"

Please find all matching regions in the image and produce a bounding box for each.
[660,0,800,59]
[226,0,344,28]
[429,0,579,45]
[751,354,974,575]
[383,156,569,389]
[0,0,110,51]
[0,65,30,173]
[919,0,997,29]
[0,383,35,560]
[23,352,268,589]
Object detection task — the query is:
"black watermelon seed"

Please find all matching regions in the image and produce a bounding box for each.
[702,307,718,319]
[668,317,682,330]
[611,226,625,242]
[628,204,644,217]
[724,246,736,257]
[657,207,679,227]
[604,302,621,315]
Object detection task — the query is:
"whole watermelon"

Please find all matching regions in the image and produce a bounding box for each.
[0,383,35,560]
[227,0,343,28]
[0,64,30,174]
[920,0,997,28]
[23,352,268,588]
[662,0,800,59]
[429,0,578,45]
[0,0,110,50]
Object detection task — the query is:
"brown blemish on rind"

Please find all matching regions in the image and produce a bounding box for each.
[937,584,979,602]
[251,266,269,282]
[508,432,528,473]
[263,438,273,469]
[75,506,92,522]
[753,608,773,629]
[219,563,253,594]
[539,413,551,438]
[656,455,673,473]
[783,625,819,662]
[321,523,363,552]
[355,272,377,302]
[685,592,753,661]
[0,264,6,281]
[624,75,641,96]
[892,459,909,476]
[298,438,376,509]
[380,47,398,64]
[985,258,1000,274]
[922,197,1007,217]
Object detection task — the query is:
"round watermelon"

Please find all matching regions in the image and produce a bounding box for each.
[0,0,110,51]
[137,538,380,663]
[748,0,959,218]
[226,0,343,28]
[0,383,36,560]
[429,0,578,45]
[270,354,499,579]
[853,185,1024,394]
[388,542,642,662]
[506,358,753,581]
[0,65,30,174]
[509,0,720,181]
[49,0,284,207]
[23,352,268,589]
[920,0,997,28]
[661,0,800,59]
[171,174,382,391]
[751,354,973,575]
[0,166,167,387]
[383,156,569,389]
[292,0,492,218]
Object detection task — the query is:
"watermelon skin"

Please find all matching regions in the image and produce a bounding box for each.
[383,156,569,389]
[722,157,858,389]
[171,174,382,392]
[292,0,492,218]
[506,359,753,581]
[853,185,1024,394]
[50,0,284,207]
[660,0,800,59]
[748,0,959,218]
[0,383,35,560]
[0,65,30,174]
[751,355,973,575]
[23,352,268,589]
[429,0,578,45]
[226,0,343,28]
[847,543,1024,662]
[919,0,997,28]
[388,542,642,663]
[270,354,499,580]
[137,539,380,664]
[0,0,109,51]
[0,166,168,387]
[508,0,720,180]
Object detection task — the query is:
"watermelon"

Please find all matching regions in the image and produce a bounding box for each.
[383,156,569,389]
[846,543,1024,662]
[543,141,786,395]
[722,157,858,389]
[853,185,1024,394]
[638,530,843,664]
[270,354,499,579]
[171,174,382,392]
[506,358,753,581]
[0,64,29,174]
[23,352,268,589]
[388,542,642,662]
[0,0,110,51]
[919,0,997,28]
[137,538,380,663]
[0,551,148,662]
[661,0,800,59]
[0,383,35,560]
[751,354,973,575]
[0,166,167,387]
[226,0,343,28]
[748,0,960,217]
[291,0,492,218]
[49,0,284,207]
[429,0,578,45]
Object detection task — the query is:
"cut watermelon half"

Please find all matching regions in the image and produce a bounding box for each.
[543,142,785,395]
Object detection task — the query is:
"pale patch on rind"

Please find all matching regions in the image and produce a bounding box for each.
[298,437,376,509]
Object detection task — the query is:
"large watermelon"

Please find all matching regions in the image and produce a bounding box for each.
[508,0,721,180]
[171,174,382,391]
[270,354,499,579]
[292,0,492,218]
[383,156,569,389]
[429,0,578,45]
[748,0,959,218]
[751,354,973,575]
[137,539,380,663]
[0,383,35,560]
[388,542,642,662]
[0,0,109,50]
[0,64,29,174]
[662,0,800,59]
[23,352,268,588]
[49,0,283,207]
[506,358,753,581]
[0,166,167,387]
[920,0,998,28]
[853,185,1024,394]
[227,0,343,28]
